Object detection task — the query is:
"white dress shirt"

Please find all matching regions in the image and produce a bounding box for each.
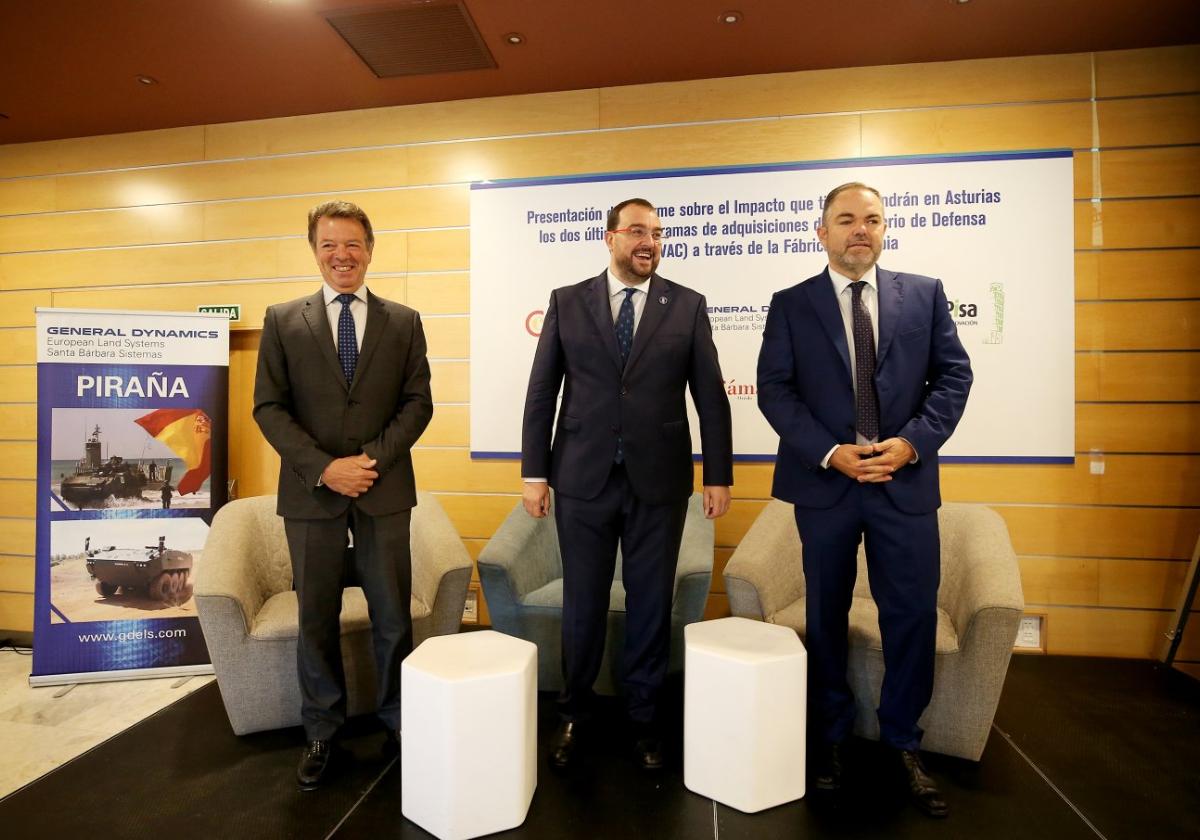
[322,283,367,352]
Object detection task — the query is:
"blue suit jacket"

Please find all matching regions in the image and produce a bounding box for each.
[522,270,733,505]
[757,267,972,514]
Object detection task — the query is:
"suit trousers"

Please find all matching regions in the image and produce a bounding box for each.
[793,483,939,752]
[284,506,413,741]
[555,464,688,725]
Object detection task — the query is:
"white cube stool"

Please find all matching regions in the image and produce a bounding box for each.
[684,616,807,813]
[401,630,537,840]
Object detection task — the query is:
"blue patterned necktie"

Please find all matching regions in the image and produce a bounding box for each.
[336,292,358,384]
[850,281,879,440]
[614,287,636,463]
[615,287,636,365]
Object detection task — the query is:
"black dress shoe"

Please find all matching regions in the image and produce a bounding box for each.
[897,749,949,818]
[550,721,580,769]
[297,740,334,791]
[634,735,664,771]
[811,741,844,792]
[382,729,401,758]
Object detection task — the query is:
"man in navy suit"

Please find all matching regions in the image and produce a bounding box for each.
[521,198,733,771]
[757,182,972,817]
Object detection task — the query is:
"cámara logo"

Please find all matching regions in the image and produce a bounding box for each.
[525,310,544,337]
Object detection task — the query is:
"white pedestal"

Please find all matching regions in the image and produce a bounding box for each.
[684,616,807,813]
[401,630,537,840]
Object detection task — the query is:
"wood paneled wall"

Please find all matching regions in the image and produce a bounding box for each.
[1,46,1197,663]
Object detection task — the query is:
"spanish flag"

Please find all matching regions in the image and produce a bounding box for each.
[134,408,212,495]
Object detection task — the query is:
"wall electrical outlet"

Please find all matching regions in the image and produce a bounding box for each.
[1014,615,1045,651]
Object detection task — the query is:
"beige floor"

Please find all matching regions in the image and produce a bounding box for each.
[0,647,213,800]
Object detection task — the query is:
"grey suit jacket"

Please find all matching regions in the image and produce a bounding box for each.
[253,288,433,519]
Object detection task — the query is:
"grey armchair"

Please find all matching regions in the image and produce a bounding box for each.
[477,492,714,693]
[723,500,1023,761]
[195,492,472,735]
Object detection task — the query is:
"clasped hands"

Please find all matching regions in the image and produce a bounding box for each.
[523,482,731,520]
[321,453,378,497]
[829,437,915,483]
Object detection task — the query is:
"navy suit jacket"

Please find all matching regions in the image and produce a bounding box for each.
[757,267,972,514]
[522,270,733,505]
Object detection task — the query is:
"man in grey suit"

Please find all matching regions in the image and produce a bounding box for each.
[254,200,433,790]
[521,197,733,771]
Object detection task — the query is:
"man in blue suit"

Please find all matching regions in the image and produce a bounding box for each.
[522,198,733,771]
[757,182,972,817]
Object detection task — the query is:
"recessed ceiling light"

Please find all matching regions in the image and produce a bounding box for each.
[719,10,742,24]
[136,75,159,86]
[503,32,525,45]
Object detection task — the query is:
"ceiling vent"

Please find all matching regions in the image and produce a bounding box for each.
[325,1,496,78]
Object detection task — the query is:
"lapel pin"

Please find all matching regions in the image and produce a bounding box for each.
[659,296,668,305]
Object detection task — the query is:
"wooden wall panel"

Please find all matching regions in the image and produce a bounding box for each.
[0,405,35,439]
[0,203,205,254]
[0,126,206,179]
[0,480,34,518]
[1076,404,1195,452]
[423,316,469,359]
[0,555,32,593]
[941,456,1200,507]
[861,102,1091,157]
[408,274,469,315]
[1075,250,1200,301]
[1094,45,1200,97]
[600,53,1092,127]
[1040,607,1170,658]
[0,443,36,479]
[1096,95,1200,147]
[203,90,601,159]
[417,406,468,447]
[0,593,33,633]
[54,148,411,212]
[1020,556,1188,609]
[0,291,52,327]
[996,506,1200,560]
[0,367,35,404]
[0,177,56,216]
[1075,352,1200,402]
[0,519,34,556]
[408,230,469,273]
[430,361,469,403]
[1075,197,1200,250]
[1076,300,1200,351]
[408,117,862,186]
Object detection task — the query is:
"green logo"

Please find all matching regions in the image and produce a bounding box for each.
[984,283,1004,345]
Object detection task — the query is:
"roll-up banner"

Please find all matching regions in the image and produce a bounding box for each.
[31,308,229,686]
[470,151,1075,464]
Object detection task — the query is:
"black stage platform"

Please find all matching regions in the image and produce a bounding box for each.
[2,655,1197,839]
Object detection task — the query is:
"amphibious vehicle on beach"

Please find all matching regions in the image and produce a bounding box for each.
[85,535,193,602]
[60,424,171,509]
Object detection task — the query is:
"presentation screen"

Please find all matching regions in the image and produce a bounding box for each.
[470,151,1075,464]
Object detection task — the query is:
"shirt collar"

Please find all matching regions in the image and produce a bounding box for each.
[323,284,368,306]
[607,269,650,299]
[828,264,878,297]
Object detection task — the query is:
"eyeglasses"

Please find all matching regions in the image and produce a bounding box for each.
[611,225,664,242]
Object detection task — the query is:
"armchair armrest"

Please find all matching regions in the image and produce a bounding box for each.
[411,491,473,621]
[938,504,1025,640]
[673,493,715,623]
[477,500,562,599]
[723,500,805,621]
[196,496,286,632]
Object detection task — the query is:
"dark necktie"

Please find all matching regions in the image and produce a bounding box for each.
[615,287,636,366]
[336,293,358,384]
[850,281,879,441]
[614,287,636,463]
